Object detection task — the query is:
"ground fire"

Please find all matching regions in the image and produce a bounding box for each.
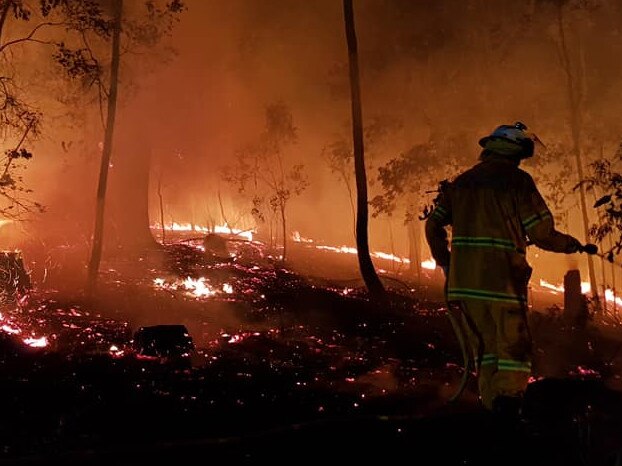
[1,0,622,464]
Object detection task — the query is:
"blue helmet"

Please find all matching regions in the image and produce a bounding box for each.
[479,121,535,158]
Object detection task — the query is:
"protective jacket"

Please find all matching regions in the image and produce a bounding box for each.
[425,152,578,305]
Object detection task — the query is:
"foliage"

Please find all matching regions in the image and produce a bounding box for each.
[525,142,577,230]
[581,151,622,261]
[322,116,402,232]
[52,1,185,124]
[371,140,457,225]
[223,102,309,249]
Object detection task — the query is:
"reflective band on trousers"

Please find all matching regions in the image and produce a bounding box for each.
[497,359,531,373]
[448,288,527,305]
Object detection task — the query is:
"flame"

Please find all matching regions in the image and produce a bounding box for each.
[540,279,591,295]
[154,276,234,298]
[291,231,313,243]
[181,277,217,297]
[421,259,436,270]
[539,279,622,307]
[153,222,254,241]
[539,279,564,293]
[604,289,622,308]
[292,230,435,271]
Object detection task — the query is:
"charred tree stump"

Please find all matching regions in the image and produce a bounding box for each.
[564,269,588,327]
[0,251,31,302]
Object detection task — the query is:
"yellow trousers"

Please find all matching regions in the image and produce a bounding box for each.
[459,298,532,410]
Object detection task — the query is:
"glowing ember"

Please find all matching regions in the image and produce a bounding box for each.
[1,324,20,334]
[23,336,48,348]
[222,283,234,294]
[109,344,125,358]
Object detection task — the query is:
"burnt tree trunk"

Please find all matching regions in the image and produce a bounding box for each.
[343,0,385,298]
[564,269,588,328]
[86,0,123,295]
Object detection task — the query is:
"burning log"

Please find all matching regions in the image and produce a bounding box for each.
[0,251,31,303]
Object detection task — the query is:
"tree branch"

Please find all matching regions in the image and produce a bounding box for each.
[0,21,65,53]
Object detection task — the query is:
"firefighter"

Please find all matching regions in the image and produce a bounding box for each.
[425,122,583,415]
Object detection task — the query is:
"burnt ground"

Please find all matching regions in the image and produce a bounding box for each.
[1,238,622,465]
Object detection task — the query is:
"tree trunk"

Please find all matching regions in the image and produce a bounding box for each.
[556,5,600,308]
[86,0,123,295]
[280,203,287,261]
[106,132,158,252]
[343,0,385,298]
[157,175,165,244]
[342,173,356,240]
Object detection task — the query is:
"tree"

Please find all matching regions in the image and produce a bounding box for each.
[85,0,122,295]
[51,0,185,292]
[547,0,601,305]
[223,102,308,261]
[342,0,384,297]
[371,140,459,282]
[527,141,577,231]
[582,152,622,260]
[0,0,70,219]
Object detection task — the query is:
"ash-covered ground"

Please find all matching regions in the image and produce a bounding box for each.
[2,235,622,465]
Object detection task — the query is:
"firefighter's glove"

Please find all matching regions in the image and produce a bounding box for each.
[566,237,583,254]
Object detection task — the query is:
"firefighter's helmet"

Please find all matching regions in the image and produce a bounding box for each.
[479,121,535,159]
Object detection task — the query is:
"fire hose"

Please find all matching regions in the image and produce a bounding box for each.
[445,242,598,403]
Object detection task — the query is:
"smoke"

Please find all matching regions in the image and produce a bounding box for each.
[5,0,622,288]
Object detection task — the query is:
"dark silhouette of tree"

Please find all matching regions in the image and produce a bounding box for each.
[342,0,384,297]
[86,0,122,295]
